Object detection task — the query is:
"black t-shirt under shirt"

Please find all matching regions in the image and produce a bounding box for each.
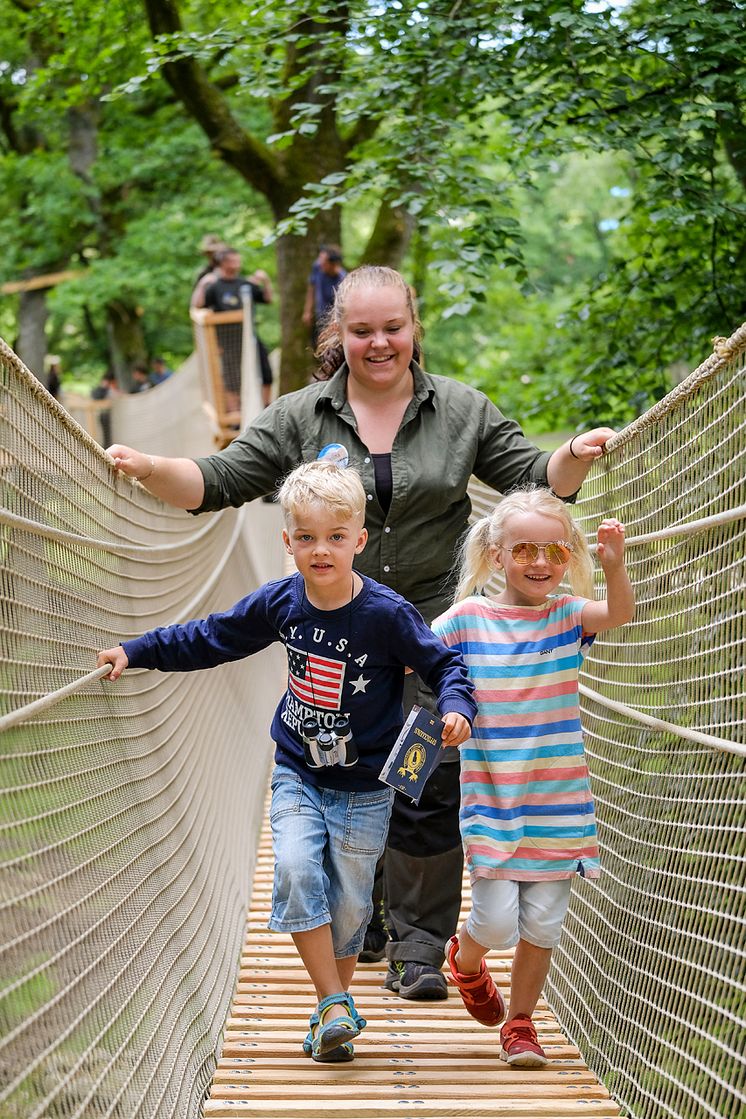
[372,452,393,514]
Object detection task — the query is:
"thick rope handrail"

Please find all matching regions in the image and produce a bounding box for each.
[0,507,246,733]
[587,503,746,551]
[0,666,113,735]
[0,335,196,491]
[603,320,746,454]
[579,683,746,758]
[0,505,230,555]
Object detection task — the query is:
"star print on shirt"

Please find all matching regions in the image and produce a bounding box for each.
[350,674,370,694]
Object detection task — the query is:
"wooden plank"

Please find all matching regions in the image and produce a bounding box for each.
[204,806,622,1119]
[1,269,84,294]
[212,1065,594,1081]
[204,1103,622,1118]
[215,1056,587,1069]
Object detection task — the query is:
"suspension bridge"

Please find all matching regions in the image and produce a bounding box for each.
[0,319,744,1119]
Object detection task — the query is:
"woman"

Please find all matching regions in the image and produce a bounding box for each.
[107,265,614,999]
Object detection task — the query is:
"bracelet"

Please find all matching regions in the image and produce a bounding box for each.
[568,436,581,460]
[136,455,156,482]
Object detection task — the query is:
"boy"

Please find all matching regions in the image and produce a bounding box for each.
[97,461,476,1063]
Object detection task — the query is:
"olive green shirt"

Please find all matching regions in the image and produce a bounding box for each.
[193,362,550,621]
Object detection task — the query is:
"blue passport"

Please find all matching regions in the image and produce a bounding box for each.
[379,705,445,804]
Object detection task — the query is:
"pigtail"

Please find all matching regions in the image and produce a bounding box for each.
[566,522,596,600]
[452,517,496,603]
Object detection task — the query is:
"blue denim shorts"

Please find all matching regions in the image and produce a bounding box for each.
[466,878,573,950]
[268,764,394,958]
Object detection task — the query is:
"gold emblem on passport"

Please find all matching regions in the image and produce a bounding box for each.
[379,705,445,805]
[398,743,427,782]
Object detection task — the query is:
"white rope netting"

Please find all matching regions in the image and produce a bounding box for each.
[0,333,284,1119]
[471,323,745,1119]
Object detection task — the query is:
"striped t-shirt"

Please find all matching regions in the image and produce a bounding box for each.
[432,594,599,882]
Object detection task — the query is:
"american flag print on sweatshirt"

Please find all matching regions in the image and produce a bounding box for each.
[432,595,599,882]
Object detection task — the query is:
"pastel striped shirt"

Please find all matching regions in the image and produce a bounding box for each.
[432,594,599,882]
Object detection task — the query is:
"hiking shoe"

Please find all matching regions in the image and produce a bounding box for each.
[384,961,448,1000]
[359,920,389,963]
[446,936,505,1026]
[499,1014,548,1068]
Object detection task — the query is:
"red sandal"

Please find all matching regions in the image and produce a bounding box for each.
[446,935,505,1027]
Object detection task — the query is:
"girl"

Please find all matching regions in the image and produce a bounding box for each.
[433,487,634,1067]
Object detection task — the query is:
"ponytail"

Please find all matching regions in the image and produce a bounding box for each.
[452,517,496,603]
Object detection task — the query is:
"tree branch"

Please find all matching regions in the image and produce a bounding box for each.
[141,0,283,199]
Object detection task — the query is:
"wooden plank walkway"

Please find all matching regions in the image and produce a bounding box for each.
[204,808,622,1119]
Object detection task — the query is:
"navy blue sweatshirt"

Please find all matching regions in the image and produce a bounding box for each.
[122,572,476,792]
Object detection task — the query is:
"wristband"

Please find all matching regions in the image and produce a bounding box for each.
[568,436,581,460]
[136,455,156,482]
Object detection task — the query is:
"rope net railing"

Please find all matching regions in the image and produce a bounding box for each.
[0,336,284,1119]
[471,323,745,1119]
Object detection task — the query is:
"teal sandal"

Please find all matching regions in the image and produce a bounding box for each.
[302,992,366,1062]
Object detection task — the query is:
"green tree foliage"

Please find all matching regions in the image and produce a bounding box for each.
[473,0,746,423]
[0,0,276,384]
[1,0,743,420]
[127,0,530,390]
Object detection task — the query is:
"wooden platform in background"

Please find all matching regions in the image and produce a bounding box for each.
[204,809,622,1119]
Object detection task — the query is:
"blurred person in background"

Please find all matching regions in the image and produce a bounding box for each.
[202,248,274,411]
[303,245,347,348]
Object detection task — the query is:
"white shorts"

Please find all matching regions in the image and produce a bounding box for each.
[466,878,573,950]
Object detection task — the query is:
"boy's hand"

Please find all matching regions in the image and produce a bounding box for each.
[596,519,626,571]
[97,646,129,681]
[441,712,470,748]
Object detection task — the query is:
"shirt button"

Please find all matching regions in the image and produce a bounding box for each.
[384,526,391,533]
[364,457,370,464]
[383,565,390,572]
[367,493,373,501]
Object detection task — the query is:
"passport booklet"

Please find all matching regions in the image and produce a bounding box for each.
[379,705,445,804]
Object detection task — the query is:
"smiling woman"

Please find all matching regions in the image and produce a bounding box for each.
[104,262,614,998]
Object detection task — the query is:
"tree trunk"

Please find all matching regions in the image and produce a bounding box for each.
[364,200,415,269]
[105,302,147,388]
[16,288,49,382]
[274,204,342,395]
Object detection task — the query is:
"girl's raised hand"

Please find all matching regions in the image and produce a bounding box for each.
[97,646,129,682]
[441,712,471,748]
[596,519,626,570]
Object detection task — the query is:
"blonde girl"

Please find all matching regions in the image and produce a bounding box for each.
[433,487,634,1066]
